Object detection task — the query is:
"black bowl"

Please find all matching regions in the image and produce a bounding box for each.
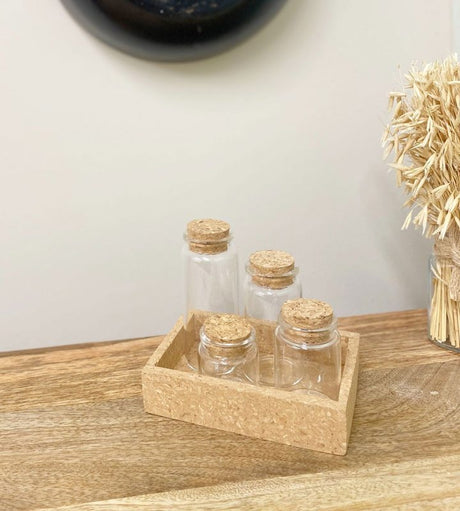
[61,0,286,62]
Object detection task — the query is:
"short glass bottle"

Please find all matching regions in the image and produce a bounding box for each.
[244,250,302,386]
[183,219,239,370]
[198,314,258,384]
[275,298,341,400]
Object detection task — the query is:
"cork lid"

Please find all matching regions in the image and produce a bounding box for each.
[202,314,252,344]
[187,219,230,242]
[186,219,230,254]
[249,250,295,276]
[281,299,334,330]
[248,250,296,289]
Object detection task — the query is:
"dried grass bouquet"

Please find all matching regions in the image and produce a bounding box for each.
[383,54,460,350]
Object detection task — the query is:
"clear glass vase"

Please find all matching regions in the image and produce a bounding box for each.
[428,254,460,352]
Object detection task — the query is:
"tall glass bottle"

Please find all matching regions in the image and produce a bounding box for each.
[183,219,239,370]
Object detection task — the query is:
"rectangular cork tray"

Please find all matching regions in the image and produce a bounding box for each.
[142,311,360,455]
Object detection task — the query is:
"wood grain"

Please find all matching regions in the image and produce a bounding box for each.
[42,455,460,510]
[338,309,455,370]
[0,309,459,510]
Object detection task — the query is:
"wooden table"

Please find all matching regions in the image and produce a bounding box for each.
[0,309,459,510]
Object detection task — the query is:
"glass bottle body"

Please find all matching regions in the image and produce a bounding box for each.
[198,326,258,384]
[275,318,341,400]
[244,272,302,321]
[183,240,239,370]
[244,267,301,386]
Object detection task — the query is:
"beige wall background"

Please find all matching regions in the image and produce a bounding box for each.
[0,1,451,351]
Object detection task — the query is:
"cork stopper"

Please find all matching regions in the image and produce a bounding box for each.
[186,219,230,255]
[203,314,252,343]
[248,250,295,289]
[201,314,253,358]
[279,299,335,346]
[281,299,334,330]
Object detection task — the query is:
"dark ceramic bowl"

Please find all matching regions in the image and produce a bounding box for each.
[61,0,286,62]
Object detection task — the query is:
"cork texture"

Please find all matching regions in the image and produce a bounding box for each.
[186,219,230,255]
[192,311,275,356]
[249,250,295,276]
[252,275,295,290]
[281,299,334,330]
[142,312,360,455]
[187,219,230,241]
[203,314,252,343]
[249,250,295,289]
[188,241,228,255]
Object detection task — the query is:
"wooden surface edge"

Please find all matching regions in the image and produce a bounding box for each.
[38,454,460,511]
[0,335,162,358]
[0,308,425,359]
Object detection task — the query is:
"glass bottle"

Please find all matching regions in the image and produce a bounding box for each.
[183,219,239,370]
[275,298,341,400]
[244,250,302,386]
[428,252,460,352]
[198,314,258,384]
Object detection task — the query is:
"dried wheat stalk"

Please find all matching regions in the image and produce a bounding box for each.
[383,55,460,350]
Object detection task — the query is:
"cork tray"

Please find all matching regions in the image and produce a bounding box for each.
[142,311,360,455]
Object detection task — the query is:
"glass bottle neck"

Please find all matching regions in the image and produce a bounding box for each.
[245,263,298,289]
[276,316,339,349]
[199,325,255,358]
[184,233,232,255]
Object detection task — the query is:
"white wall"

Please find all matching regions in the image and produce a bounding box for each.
[0,1,451,351]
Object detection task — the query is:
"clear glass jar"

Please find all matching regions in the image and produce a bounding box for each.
[275,299,341,400]
[428,253,460,352]
[183,219,239,370]
[244,250,302,386]
[198,314,258,384]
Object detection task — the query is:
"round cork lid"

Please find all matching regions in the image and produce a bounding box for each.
[186,219,230,242]
[249,250,295,277]
[281,299,334,330]
[202,314,252,344]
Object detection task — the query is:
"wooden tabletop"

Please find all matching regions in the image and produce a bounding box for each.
[0,309,459,510]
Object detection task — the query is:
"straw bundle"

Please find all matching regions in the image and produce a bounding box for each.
[383,55,460,350]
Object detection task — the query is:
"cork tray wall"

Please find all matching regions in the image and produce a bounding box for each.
[142,311,360,455]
